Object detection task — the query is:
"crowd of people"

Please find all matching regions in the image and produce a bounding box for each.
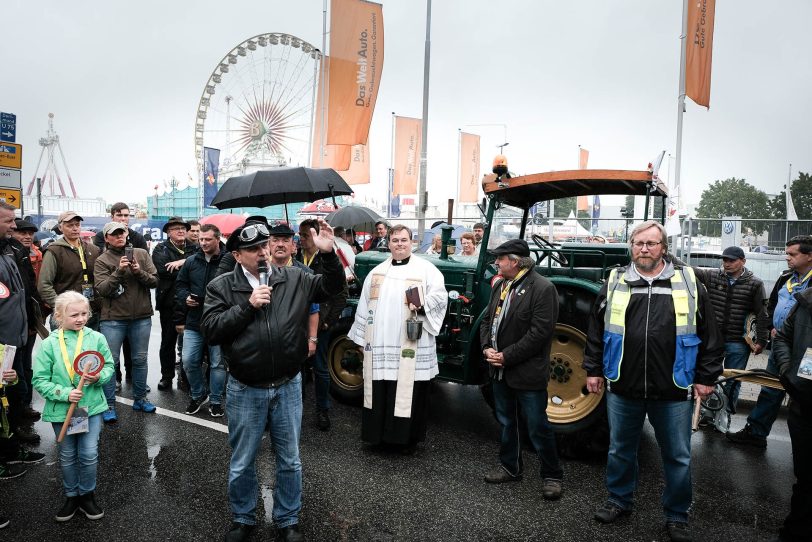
[1,198,810,542]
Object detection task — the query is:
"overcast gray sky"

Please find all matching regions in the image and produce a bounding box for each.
[5,0,810,211]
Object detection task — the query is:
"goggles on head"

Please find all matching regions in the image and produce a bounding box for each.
[239,223,269,243]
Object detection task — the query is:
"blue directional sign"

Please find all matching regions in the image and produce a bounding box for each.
[0,112,16,143]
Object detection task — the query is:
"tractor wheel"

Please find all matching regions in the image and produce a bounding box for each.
[327,318,364,405]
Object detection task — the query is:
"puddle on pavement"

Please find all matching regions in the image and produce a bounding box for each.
[260,485,274,524]
[147,443,161,480]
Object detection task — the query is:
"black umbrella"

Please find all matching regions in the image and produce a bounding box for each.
[325,205,383,229]
[211,167,354,212]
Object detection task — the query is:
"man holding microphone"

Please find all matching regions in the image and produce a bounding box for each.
[202,218,344,542]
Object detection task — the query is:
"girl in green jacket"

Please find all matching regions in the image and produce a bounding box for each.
[32,291,114,523]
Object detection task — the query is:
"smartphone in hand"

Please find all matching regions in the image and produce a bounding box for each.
[124,246,134,264]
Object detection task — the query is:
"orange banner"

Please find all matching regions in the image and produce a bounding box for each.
[311,56,352,170]
[577,148,590,210]
[579,148,589,170]
[686,0,715,108]
[338,143,370,185]
[327,0,384,145]
[458,132,480,203]
[393,116,422,195]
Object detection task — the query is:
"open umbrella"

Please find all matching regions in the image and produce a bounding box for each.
[325,205,382,229]
[199,214,246,236]
[211,167,354,210]
[300,199,338,215]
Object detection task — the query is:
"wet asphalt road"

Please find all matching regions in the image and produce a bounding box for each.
[2,315,794,541]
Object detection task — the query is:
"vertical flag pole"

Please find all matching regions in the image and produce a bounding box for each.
[674,0,689,219]
[416,0,432,239]
[320,0,328,168]
[455,129,461,219]
[388,112,395,218]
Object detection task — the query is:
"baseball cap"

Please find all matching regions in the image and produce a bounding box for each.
[58,211,83,223]
[721,246,745,260]
[103,222,128,236]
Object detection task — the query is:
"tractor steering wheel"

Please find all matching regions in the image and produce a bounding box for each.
[531,234,569,266]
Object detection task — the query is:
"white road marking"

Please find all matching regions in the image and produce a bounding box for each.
[116,397,229,434]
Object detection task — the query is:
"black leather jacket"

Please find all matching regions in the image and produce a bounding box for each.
[201,250,343,386]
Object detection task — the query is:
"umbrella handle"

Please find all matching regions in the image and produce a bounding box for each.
[328,183,337,208]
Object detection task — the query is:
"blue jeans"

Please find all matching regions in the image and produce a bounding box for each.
[182,329,227,405]
[226,374,302,527]
[101,318,151,403]
[605,392,693,522]
[746,350,786,437]
[492,380,563,480]
[51,413,103,496]
[312,328,331,411]
[722,342,752,414]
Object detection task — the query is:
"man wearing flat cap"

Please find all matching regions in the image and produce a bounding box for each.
[95,222,158,420]
[152,217,196,390]
[479,238,564,499]
[202,217,344,542]
[694,245,769,416]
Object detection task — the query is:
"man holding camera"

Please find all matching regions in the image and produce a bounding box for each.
[202,218,344,542]
[94,222,158,422]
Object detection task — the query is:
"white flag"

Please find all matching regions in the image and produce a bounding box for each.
[786,184,798,221]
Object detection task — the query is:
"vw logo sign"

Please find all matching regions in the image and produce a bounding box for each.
[723,221,735,235]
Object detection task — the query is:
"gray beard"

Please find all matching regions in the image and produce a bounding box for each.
[634,256,663,274]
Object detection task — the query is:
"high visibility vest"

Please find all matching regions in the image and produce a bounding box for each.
[602,266,701,389]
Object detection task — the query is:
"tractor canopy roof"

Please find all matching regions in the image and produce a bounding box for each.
[483,168,668,209]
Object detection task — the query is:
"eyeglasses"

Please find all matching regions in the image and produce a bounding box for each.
[239,223,269,242]
[631,241,662,249]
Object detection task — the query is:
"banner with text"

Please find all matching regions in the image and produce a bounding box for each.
[203,147,220,207]
[327,0,384,145]
[311,56,352,170]
[338,142,370,185]
[393,116,422,195]
[458,132,480,203]
[686,0,716,108]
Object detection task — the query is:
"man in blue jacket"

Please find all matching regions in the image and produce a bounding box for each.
[176,224,226,417]
[583,221,724,542]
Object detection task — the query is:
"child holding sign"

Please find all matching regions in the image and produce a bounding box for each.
[32,291,114,522]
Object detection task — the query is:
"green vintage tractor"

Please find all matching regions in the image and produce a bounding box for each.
[325,166,669,453]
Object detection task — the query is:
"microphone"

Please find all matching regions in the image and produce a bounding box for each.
[258,258,268,286]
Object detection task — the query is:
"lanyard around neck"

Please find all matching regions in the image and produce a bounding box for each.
[59,328,85,382]
[302,251,316,267]
[494,268,529,319]
[787,269,812,293]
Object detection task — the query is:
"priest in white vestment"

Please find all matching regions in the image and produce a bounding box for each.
[348,224,447,452]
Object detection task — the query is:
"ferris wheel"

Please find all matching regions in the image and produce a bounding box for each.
[195,33,322,176]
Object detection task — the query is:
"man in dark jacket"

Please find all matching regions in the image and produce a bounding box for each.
[298,219,348,431]
[201,218,343,542]
[583,221,723,542]
[175,224,226,416]
[152,217,195,389]
[728,235,812,447]
[479,239,563,500]
[773,287,812,542]
[695,245,770,414]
